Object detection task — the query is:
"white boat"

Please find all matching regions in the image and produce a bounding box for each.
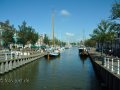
[60,47,65,52]
[45,47,60,59]
[65,44,72,49]
[45,10,60,59]
[78,45,88,56]
[49,50,60,57]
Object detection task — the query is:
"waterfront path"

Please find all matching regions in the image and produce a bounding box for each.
[88,48,120,90]
[0,51,47,75]
[89,48,120,77]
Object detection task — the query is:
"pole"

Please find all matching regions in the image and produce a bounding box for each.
[52,10,55,47]
[117,60,119,74]
[107,58,109,69]
[5,53,7,60]
[111,58,114,72]
[104,57,106,67]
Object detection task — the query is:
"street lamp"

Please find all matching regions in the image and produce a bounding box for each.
[13,32,18,49]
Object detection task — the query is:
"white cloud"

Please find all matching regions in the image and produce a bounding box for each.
[61,9,70,16]
[66,32,74,36]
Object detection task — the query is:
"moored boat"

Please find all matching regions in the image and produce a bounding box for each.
[78,45,88,56]
[45,48,60,59]
[49,50,60,57]
[45,10,60,59]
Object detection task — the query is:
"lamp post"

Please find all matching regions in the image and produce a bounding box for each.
[13,32,18,49]
[12,32,19,59]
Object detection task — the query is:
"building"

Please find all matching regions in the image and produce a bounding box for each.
[35,34,45,47]
[112,32,120,57]
[0,25,4,48]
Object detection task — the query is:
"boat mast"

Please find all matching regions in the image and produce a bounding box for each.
[52,10,55,47]
[83,29,85,46]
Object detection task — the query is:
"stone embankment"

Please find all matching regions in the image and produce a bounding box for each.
[0,51,47,75]
[88,48,120,90]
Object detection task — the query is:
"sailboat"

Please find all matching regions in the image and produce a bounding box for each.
[46,10,60,59]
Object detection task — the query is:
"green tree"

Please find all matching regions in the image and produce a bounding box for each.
[60,41,66,46]
[54,37,60,46]
[84,39,96,47]
[90,20,114,55]
[31,32,39,45]
[18,21,38,46]
[111,2,120,19]
[43,34,49,45]
[110,2,120,33]
[18,21,28,46]
[110,2,120,32]
[0,20,15,48]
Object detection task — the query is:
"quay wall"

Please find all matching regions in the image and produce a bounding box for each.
[0,52,47,75]
[89,53,120,90]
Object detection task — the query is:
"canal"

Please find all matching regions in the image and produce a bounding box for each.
[0,47,101,90]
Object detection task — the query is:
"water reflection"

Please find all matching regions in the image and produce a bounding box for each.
[79,55,88,64]
[0,47,101,90]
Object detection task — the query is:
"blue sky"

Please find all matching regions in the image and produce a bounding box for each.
[0,0,116,42]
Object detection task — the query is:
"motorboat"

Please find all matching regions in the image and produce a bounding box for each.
[78,45,88,56]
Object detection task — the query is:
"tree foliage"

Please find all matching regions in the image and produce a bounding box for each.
[31,32,39,45]
[43,34,49,45]
[0,20,15,48]
[110,2,120,33]
[54,37,60,45]
[111,2,120,19]
[90,20,115,55]
[84,39,96,47]
[18,21,38,46]
[90,20,114,43]
[43,34,66,46]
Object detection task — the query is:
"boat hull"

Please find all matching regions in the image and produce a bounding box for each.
[45,52,60,59]
[79,48,88,57]
[49,53,60,57]
[79,52,88,57]
[78,48,83,54]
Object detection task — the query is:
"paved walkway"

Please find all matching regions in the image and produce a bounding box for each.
[89,48,120,78]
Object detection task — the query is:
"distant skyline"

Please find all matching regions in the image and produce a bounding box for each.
[0,0,116,42]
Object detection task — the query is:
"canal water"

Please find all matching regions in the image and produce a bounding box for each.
[0,47,101,90]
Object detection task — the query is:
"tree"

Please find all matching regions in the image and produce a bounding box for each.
[18,21,38,46]
[43,34,49,45]
[18,21,28,46]
[60,41,66,46]
[54,37,60,46]
[31,32,39,45]
[0,20,15,48]
[111,2,120,20]
[110,2,120,33]
[90,20,115,55]
[84,39,96,47]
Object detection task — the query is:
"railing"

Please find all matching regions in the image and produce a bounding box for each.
[0,51,47,75]
[103,57,120,75]
[0,50,44,61]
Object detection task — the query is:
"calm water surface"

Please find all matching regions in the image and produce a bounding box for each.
[0,47,101,90]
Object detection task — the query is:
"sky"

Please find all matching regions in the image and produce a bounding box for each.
[0,0,117,42]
